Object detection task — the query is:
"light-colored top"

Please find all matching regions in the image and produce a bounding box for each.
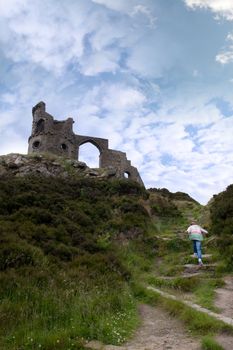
[187,224,208,241]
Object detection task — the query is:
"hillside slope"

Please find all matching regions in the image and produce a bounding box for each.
[1,153,232,350]
[0,154,154,350]
[209,184,233,271]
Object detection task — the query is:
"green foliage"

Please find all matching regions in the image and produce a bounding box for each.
[0,266,138,349]
[0,241,46,270]
[194,279,224,312]
[201,336,224,350]
[148,276,224,312]
[148,188,198,203]
[210,185,233,236]
[151,200,181,217]
[164,237,190,252]
[0,176,150,264]
[2,164,231,348]
[0,175,152,349]
[210,185,233,270]
[148,276,202,293]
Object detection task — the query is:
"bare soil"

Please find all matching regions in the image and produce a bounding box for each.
[215,334,233,350]
[86,268,233,350]
[86,304,200,350]
[214,276,233,350]
[215,276,233,319]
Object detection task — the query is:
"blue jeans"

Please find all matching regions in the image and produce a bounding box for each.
[192,240,202,260]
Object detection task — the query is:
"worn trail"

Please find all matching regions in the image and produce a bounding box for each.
[86,304,200,350]
[147,286,233,327]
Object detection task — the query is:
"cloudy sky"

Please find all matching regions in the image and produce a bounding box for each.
[1,0,233,204]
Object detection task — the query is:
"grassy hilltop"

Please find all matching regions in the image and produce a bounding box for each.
[0,154,232,350]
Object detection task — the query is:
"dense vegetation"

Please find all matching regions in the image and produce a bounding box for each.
[1,159,233,350]
[148,187,198,203]
[0,175,154,350]
[210,184,233,271]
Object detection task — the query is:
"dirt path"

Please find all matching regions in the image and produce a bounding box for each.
[214,276,233,350]
[147,286,233,326]
[86,304,200,350]
[215,276,233,319]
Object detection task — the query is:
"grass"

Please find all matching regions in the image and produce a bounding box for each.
[0,264,139,349]
[194,280,223,312]
[147,275,224,312]
[147,275,202,292]
[0,174,152,350]
[1,154,232,349]
[201,336,225,350]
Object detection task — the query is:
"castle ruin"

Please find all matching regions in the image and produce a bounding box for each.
[28,102,144,186]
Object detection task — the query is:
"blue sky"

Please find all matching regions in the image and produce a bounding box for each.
[0,0,233,204]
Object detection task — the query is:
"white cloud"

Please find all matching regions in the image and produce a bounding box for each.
[185,1,233,65]
[185,0,233,20]
[216,50,233,64]
[216,32,233,64]
[102,85,146,111]
[91,0,141,14]
[0,0,160,77]
[92,0,156,28]
[80,49,120,76]
[0,0,29,17]
[7,3,91,74]
[78,142,100,168]
[131,4,156,28]
[127,98,233,204]
[0,1,124,75]
[0,93,17,105]
[0,127,27,155]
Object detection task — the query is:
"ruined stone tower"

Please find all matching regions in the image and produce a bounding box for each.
[28,101,144,186]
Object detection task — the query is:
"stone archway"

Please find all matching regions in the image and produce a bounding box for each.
[75,135,109,168]
[78,141,100,168]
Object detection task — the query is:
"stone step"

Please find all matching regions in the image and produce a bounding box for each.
[154,236,174,241]
[181,272,204,278]
[183,263,218,274]
[154,273,204,280]
[190,254,212,259]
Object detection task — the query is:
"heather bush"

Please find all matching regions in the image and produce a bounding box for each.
[0,175,150,349]
[210,184,233,270]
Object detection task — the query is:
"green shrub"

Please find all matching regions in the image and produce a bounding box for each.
[201,336,224,350]
[210,184,233,270]
[0,242,46,270]
[0,174,153,349]
[165,237,190,252]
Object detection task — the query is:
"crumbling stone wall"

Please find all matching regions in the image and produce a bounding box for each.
[28,101,144,186]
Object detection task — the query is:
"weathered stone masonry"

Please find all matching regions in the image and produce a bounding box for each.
[28,102,144,186]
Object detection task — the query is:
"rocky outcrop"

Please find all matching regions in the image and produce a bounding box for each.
[0,153,118,180]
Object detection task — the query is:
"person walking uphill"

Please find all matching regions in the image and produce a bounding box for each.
[187,221,208,266]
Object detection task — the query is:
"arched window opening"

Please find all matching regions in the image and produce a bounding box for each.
[78,142,100,168]
[35,119,45,134]
[61,143,68,151]
[124,172,130,179]
[33,140,40,149]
